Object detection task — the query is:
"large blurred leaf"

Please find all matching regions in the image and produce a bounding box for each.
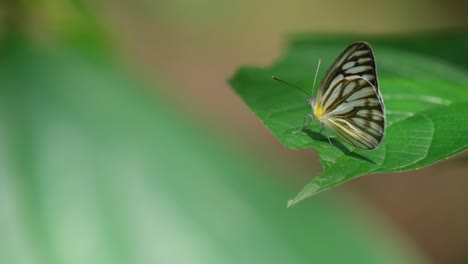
[0,39,426,263]
[229,31,468,206]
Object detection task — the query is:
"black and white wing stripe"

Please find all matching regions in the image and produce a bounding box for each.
[317,42,378,101]
[321,76,385,150]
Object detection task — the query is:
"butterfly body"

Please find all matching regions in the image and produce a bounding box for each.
[307,42,386,150]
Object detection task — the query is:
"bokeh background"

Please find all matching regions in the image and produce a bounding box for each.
[1,1,467,263]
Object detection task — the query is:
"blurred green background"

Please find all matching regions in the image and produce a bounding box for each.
[0,1,467,263]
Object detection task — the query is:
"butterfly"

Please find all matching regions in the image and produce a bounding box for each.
[273,42,386,150]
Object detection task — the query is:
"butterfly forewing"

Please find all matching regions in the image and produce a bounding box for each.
[317,42,378,101]
[319,76,385,150]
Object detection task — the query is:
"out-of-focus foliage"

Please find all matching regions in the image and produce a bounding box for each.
[229,31,468,206]
[0,1,427,263]
[0,38,425,264]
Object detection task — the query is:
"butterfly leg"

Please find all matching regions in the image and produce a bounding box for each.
[319,124,334,147]
[293,114,314,134]
[319,126,324,135]
[327,135,334,146]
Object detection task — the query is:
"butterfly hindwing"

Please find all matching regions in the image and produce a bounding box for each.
[320,76,385,150]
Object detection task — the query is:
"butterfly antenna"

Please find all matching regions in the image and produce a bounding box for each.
[272,76,311,97]
[311,58,321,96]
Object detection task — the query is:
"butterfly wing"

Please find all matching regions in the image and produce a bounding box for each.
[319,76,385,150]
[317,42,379,101]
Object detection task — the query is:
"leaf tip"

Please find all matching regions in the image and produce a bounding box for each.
[287,199,296,208]
[287,181,324,207]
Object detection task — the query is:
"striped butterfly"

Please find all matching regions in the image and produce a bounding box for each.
[273,42,385,150]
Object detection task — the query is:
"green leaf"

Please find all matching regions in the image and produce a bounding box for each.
[229,31,468,206]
